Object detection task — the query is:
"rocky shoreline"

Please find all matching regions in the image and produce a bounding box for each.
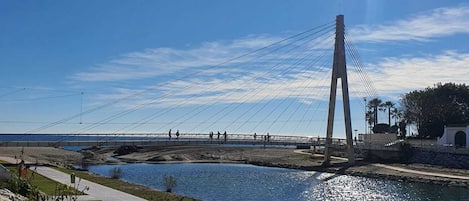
[236,159,469,188]
[1,146,469,189]
[107,145,469,188]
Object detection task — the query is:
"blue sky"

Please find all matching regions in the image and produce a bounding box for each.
[1,1,469,137]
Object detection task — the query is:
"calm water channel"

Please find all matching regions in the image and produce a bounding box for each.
[87,163,469,201]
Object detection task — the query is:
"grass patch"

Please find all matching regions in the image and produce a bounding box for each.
[55,167,199,201]
[1,163,84,195]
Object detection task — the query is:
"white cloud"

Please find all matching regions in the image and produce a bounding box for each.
[96,69,333,109]
[71,36,283,82]
[75,4,469,109]
[370,51,469,94]
[349,5,469,42]
[87,50,469,110]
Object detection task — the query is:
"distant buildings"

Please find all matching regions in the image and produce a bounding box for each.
[437,125,469,148]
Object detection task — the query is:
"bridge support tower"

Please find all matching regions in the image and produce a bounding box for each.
[324,15,355,165]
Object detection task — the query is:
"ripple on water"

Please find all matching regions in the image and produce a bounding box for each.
[87,163,469,201]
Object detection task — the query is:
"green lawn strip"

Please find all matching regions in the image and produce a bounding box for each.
[54,167,199,201]
[1,163,84,195]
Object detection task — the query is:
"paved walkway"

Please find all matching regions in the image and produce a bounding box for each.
[294,149,346,161]
[372,163,469,180]
[294,150,469,180]
[0,156,147,201]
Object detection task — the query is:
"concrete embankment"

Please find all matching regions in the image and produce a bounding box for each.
[408,149,469,169]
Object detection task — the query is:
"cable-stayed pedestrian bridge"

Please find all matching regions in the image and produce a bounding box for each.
[0,133,399,152]
[0,133,335,148]
[1,15,390,164]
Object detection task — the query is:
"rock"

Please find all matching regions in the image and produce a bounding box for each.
[114,145,139,155]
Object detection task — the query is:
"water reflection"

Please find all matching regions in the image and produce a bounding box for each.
[87,163,469,201]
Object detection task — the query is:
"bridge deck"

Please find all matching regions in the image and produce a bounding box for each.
[0,133,398,151]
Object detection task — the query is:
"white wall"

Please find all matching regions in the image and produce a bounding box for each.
[437,126,469,148]
[359,133,397,145]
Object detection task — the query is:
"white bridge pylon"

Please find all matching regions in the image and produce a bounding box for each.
[323,15,355,165]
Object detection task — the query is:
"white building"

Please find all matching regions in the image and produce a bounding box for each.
[437,125,469,148]
[358,133,397,145]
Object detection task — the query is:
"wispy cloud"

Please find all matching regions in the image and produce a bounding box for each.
[160,69,332,105]
[371,51,469,94]
[71,35,283,82]
[72,30,336,109]
[74,4,469,109]
[94,67,333,110]
[350,5,469,42]
[86,49,469,110]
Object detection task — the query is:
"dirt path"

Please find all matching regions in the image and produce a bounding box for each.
[295,150,469,181]
[372,163,469,180]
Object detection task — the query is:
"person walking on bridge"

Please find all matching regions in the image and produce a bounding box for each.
[168,129,172,141]
[176,130,180,140]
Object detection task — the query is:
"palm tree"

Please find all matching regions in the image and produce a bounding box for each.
[381,101,395,126]
[390,108,403,126]
[367,98,382,127]
[365,110,375,133]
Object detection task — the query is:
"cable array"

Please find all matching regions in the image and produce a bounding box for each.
[1,17,381,139]
[66,21,337,138]
[345,33,380,102]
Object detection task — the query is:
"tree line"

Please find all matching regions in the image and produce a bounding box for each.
[401,82,469,138]
[367,82,469,139]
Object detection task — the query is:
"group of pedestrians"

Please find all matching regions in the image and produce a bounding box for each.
[253,132,271,142]
[167,129,272,143]
[168,129,180,140]
[209,131,227,142]
[168,129,228,142]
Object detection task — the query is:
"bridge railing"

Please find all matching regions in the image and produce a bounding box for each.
[0,133,351,147]
[163,133,317,146]
[354,142,400,151]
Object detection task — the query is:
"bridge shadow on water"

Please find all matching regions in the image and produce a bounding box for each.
[314,159,384,182]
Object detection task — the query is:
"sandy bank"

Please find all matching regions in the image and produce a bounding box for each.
[0,147,82,167]
[112,145,469,188]
[2,145,469,188]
